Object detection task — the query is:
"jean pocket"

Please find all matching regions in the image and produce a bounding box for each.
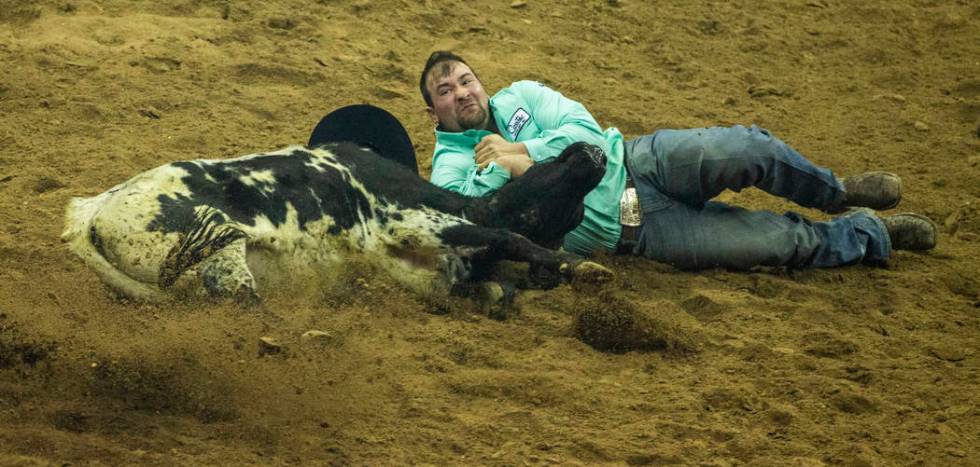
[640,193,674,214]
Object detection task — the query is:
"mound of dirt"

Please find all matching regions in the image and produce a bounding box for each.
[574,292,700,355]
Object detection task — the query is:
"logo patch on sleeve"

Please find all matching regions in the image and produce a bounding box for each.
[505,108,531,139]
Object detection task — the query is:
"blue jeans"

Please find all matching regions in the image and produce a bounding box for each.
[624,125,891,270]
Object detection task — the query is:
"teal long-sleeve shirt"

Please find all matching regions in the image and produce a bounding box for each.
[429,80,627,255]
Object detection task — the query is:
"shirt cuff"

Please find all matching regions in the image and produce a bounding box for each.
[522,138,554,163]
[470,162,512,191]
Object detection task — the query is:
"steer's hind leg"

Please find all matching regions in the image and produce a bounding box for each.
[159,207,257,304]
[198,238,259,305]
[438,225,612,289]
[404,250,515,319]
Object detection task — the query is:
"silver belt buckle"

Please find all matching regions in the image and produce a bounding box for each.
[620,187,642,227]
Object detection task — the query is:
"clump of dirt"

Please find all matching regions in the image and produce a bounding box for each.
[944,201,980,239]
[573,292,699,355]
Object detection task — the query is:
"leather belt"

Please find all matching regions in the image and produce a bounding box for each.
[617,176,642,254]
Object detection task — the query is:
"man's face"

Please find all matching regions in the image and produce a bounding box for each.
[426,61,491,132]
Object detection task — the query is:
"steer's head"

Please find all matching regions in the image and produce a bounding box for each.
[489,142,607,249]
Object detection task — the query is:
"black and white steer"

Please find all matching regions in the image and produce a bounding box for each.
[62,142,609,308]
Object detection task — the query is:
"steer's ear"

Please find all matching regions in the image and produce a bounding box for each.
[309,104,418,175]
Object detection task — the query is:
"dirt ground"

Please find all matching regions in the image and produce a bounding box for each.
[1,0,978,465]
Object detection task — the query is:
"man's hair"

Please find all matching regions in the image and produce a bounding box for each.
[419,51,474,107]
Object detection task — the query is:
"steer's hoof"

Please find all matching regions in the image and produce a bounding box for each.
[567,261,614,294]
[449,281,518,319]
[529,263,562,289]
[233,286,263,309]
[479,281,517,321]
[570,261,614,284]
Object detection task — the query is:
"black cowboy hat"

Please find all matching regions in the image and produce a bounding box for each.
[308,104,418,175]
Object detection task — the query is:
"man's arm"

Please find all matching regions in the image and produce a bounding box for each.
[430,146,511,197]
[514,81,610,163]
[472,82,608,177]
[474,134,533,177]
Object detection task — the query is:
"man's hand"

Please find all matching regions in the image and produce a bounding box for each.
[475,134,533,176]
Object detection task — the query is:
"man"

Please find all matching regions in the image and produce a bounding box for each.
[419,51,937,270]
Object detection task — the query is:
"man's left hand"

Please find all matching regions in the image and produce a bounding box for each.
[475,134,533,176]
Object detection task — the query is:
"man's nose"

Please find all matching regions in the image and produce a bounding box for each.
[454,86,471,100]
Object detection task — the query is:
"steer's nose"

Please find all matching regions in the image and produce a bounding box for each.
[557,142,607,171]
[583,143,606,169]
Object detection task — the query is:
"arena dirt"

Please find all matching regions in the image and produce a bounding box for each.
[1,0,978,464]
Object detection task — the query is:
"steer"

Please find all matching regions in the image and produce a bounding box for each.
[62,142,609,310]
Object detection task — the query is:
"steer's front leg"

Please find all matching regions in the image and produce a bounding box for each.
[438,224,612,289]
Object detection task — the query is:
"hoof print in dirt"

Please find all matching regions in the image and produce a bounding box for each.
[802,332,858,359]
[51,410,90,433]
[830,390,880,415]
[573,294,699,355]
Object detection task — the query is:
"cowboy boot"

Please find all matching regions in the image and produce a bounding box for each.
[826,171,902,213]
[881,213,938,251]
[843,171,902,210]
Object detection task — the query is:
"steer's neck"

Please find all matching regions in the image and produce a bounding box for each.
[427,190,496,226]
[383,176,500,227]
[412,185,498,226]
[458,197,496,226]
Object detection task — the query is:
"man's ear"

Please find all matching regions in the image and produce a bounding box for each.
[426,107,439,126]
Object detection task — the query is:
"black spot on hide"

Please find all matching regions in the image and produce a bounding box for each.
[147,148,374,234]
[89,226,108,259]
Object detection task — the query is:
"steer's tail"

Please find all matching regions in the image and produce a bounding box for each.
[62,194,166,302]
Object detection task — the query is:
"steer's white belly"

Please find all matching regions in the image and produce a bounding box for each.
[242,204,471,299]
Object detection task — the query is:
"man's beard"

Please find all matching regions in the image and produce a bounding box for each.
[457,104,488,131]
